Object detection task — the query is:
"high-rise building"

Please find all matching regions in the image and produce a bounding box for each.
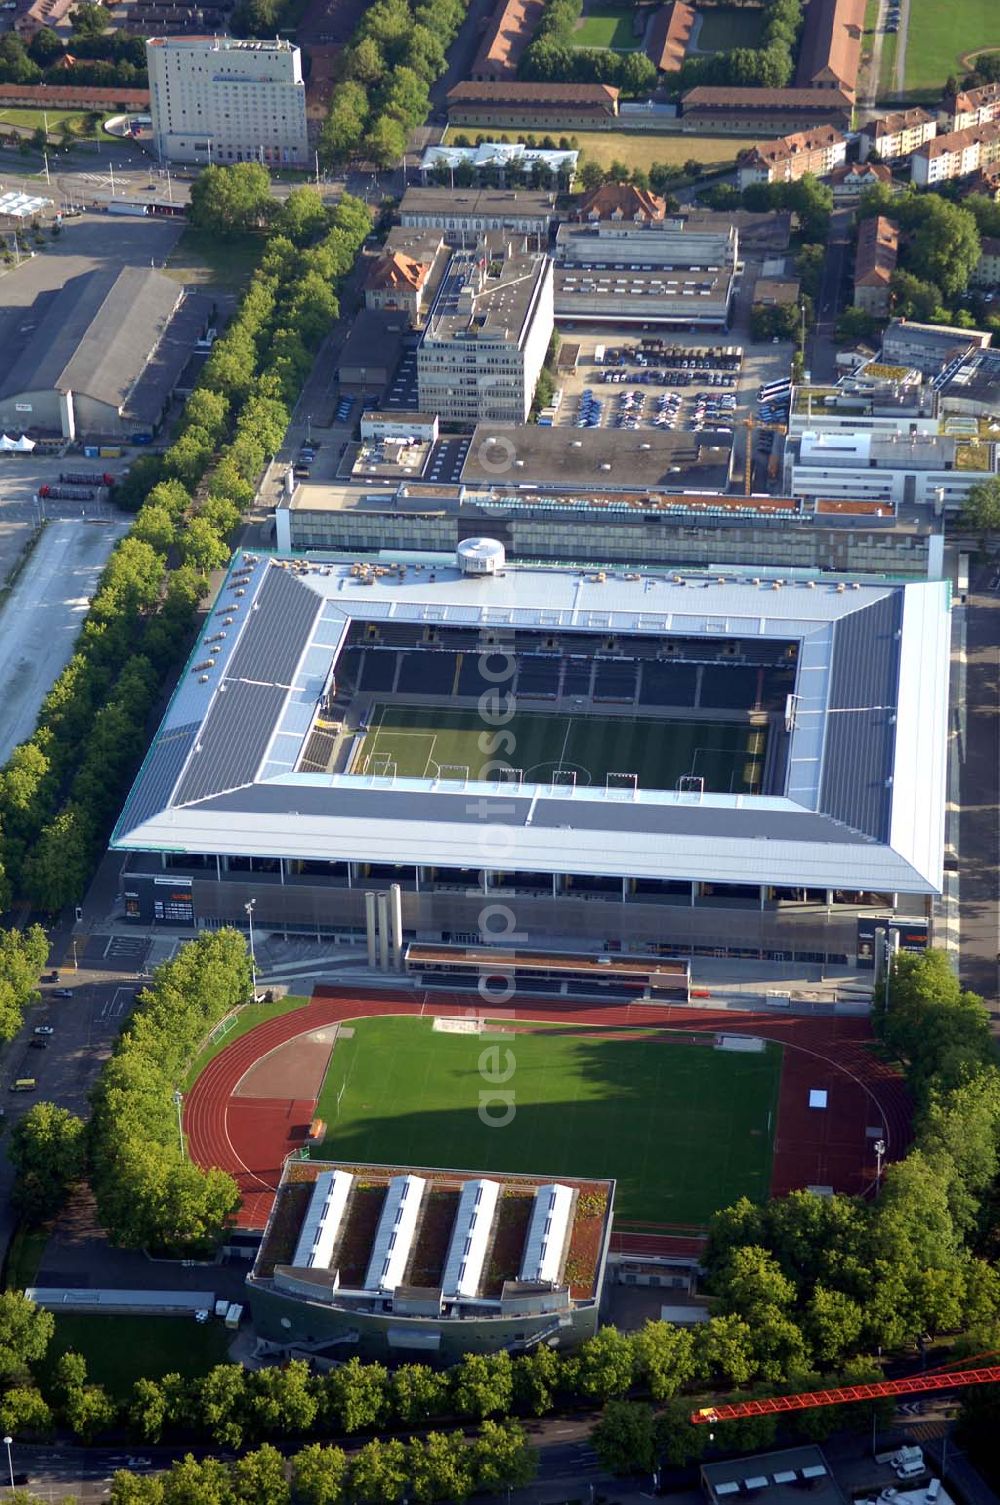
[147,36,308,168]
[417,236,554,424]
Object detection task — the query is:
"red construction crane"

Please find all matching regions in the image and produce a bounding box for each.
[691,1359,1000,1424]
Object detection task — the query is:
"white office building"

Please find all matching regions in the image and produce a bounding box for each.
[785,428,999,509]
[417,236,554,424]
[147,36,308,168]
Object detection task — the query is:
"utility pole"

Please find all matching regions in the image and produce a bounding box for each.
[172,1090,184,1157]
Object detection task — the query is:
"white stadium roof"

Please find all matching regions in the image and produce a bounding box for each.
[112,552,952,895]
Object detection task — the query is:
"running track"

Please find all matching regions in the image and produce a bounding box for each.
[184,989,911,1231]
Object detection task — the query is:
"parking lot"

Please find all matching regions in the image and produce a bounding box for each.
[550,329,794,489]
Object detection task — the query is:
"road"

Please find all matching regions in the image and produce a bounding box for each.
[860,0,890,109]
[807,207,852,381]
[956,558,1000,1008]
[0,515,129,765]
[894,0,911,96]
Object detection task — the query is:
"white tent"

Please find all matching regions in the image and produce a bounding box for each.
[12,435,35,451]
[0,435,16,451]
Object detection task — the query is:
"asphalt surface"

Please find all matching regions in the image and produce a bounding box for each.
[807,207,852,382]
[0,516,129,765]
[956,558,1000,1008]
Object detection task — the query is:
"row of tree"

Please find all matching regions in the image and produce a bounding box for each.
[318,0,465,168]
[517,0,657,95]
[0,179,371,916]
[677,0,804,92]
[107,1427,537,1505]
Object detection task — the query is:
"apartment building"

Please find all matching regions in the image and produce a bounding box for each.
[828,160,892,201]
[910,120,1000,186]
[416,237,554,424]
[881,317,991,374]
[858,107,936,163]
[737,125,846,188]
[949,81,1000,133]
[146,36,308,166]
[972,236,1000,288]
[853,216,898,317]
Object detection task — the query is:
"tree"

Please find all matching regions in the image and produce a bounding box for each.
[389,1363,449,1424]
[276,187,328,245]
[69,0,108,34]
[836,306,879,344]
[349,1437,408,1503]
[0,1385,53,1438]
[571,1325,635,1401]
[365,112,407,168]
[806,1285,865,1366]
[293,1443,350,1505]
[9,1101,87,1221]
[451,1351,513,1419]
[245,1359,318,1437]
[511,1342,561,1415]
[632,1320,697,1401]
[232,1444,291,1504]
[189,162,272,236]
[408,1432,474,1503]
[468,1420,537,1494]
[695,1313,756,1387]
[198,1363,248,1449]
[161,1455,234,1505]
[591,1400,656,1475]
[65,1381,116,1441]
[27,26,62,65]
[181,516,230,573]
[0,1291,54,1376]
[0,925,48,1041]
[961,477,1000,542]
[324,1356,389,1432]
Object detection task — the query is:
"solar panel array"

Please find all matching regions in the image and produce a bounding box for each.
[820,593,901,842]
[113,721,199,839]
[519,1183,573,1285]
[364,1174,426,1293]
[226,566,323,687]
[291,1170,353,1270]
[173,681,287,804]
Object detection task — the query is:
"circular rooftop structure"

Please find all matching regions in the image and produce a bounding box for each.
[457,538,506,576]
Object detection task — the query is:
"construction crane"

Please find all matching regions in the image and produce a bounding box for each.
[691,1355,1000,1425]
[741,414,787,497]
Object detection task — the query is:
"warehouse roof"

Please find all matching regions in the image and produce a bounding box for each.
[0,267,183,412]
[112,554,950,895]
[461,424,733,492]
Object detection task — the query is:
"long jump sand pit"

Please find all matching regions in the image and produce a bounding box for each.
[233,1025,349,1100]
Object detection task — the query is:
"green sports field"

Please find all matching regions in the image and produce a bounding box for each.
[574,5,639,49]
[901,0,996,95]
[350,702,766,794]
[313,1017,781,1222]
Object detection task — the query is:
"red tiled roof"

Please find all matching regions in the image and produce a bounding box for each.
[645,0,695,72]
[575,181,667,220]
[682,85,853,111]
[471,0,545,79]
[864,106,934,138]
[448,80,620,104]
[794,0,865,96]
[855,214,898,286]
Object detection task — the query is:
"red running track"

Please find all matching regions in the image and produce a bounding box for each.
[184,989,911,1231]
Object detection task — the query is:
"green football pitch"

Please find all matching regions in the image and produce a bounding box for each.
[349,702,766,794]
[313,1017,781,1223]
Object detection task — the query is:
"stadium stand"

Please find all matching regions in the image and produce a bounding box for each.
[358,651,399,693]
[699,665,760,709]
[593,660,639,702]
[396,651,458,695]
[639,661,699,706]
[562,659,595,697]
[517,656,561,698]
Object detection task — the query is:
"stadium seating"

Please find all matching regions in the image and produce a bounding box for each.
[456,654,494,697]
[759,667,797,712]
[516,657,560,698]
[593,660,639,702]
[639,662,699,707]
[700,665,760,709]
[357,651,399,693]
[396,652,457,696]
[562,660,594,697]
[335,646,363,691]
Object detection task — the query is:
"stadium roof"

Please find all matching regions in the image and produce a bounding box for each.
[111,554,951,894]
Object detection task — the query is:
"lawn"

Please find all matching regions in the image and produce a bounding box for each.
[312,1017,781,1223]
[448,127,758,171]
[693,5,765,52]
[164,225,264,290]
[0,107,104,135]
[35,1315,231,1399]
[351,701,767,793]
[574,4,639,49]
[183,993,308,1089]
[902,0,997,95]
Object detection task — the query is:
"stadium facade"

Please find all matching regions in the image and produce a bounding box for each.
[111,548,951,968]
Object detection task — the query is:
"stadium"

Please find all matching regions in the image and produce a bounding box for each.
[112,545,950,968]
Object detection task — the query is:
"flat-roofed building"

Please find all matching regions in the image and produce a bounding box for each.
[446,80,620,130]
[554,217,737,328]
[911,120,1000,186]
[853,216,898,317]
[737,125,846,187]
[794,0,864,99]
[859,106,936,162]
[680,86,853,133]
[249,1160,615,1358]
[785,427,999,508]
[880,317,991,374]
[420,142,576,187]
[147,36,308,167]
[416,236,554,424]
[399,186,556,236]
